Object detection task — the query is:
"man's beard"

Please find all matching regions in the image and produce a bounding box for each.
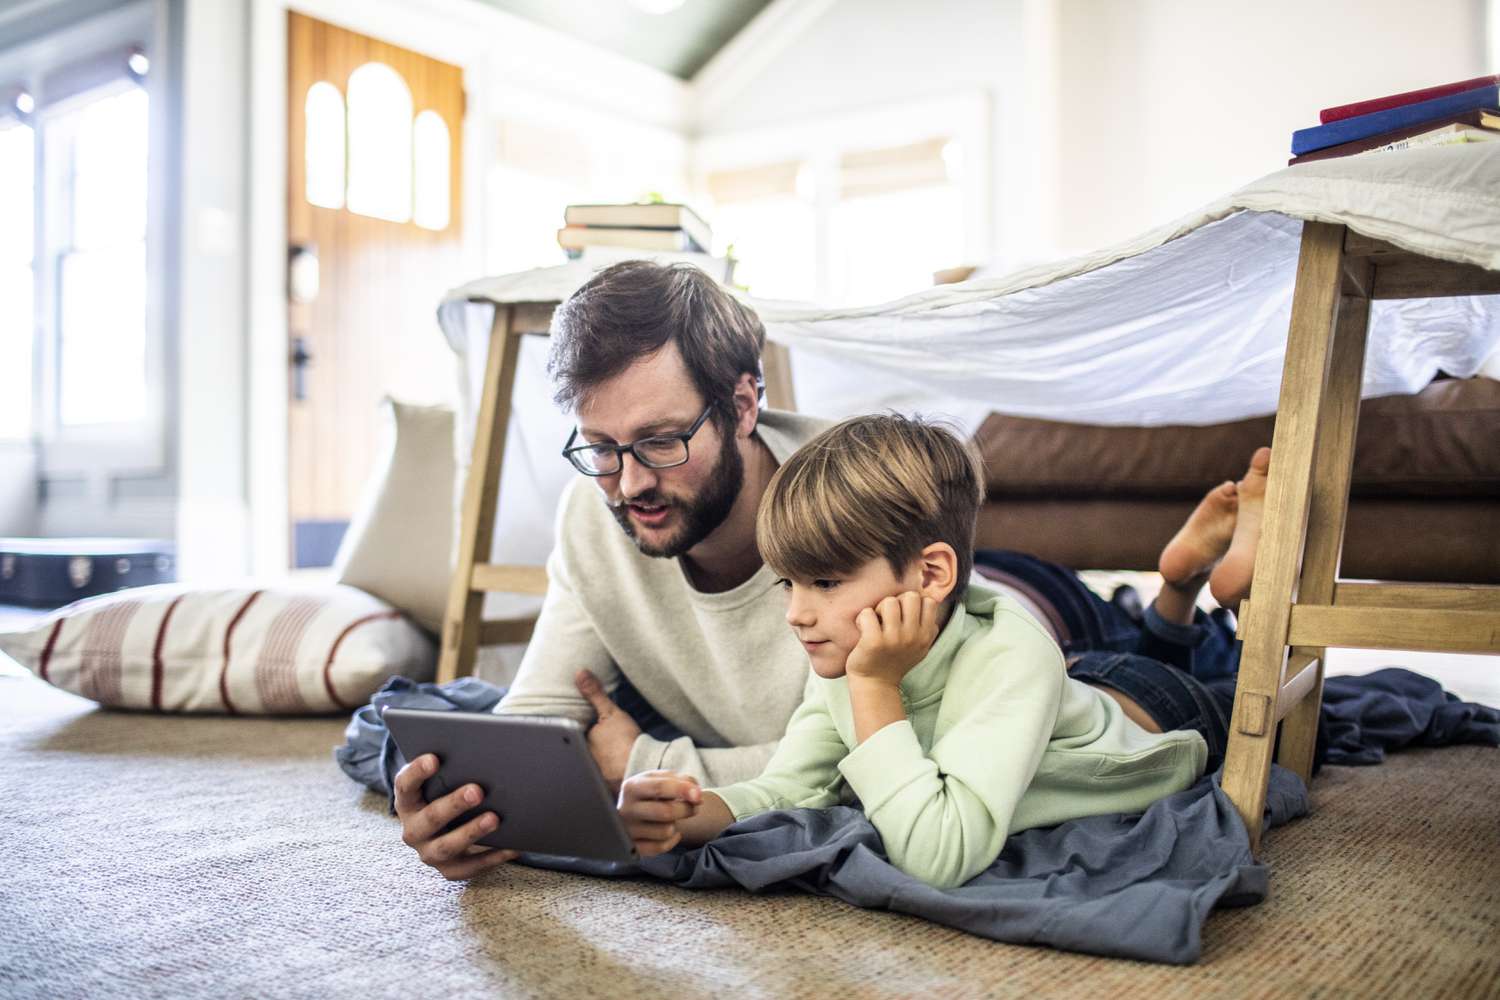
[608,429,744,559]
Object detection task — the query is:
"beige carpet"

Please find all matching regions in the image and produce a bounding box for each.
[3,671,1498,1000]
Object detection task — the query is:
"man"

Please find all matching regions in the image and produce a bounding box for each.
[397,260,829,880]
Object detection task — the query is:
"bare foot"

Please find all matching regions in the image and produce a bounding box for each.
[1209,447,1271,608]
[1158,480,1238,587]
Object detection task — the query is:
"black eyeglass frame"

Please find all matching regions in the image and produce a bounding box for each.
[561,404,716,477]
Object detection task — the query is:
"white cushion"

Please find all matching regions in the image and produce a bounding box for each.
[0,583,434,713]
[333,398,455,634]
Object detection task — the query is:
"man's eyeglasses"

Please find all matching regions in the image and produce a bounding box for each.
[562,405,714,477]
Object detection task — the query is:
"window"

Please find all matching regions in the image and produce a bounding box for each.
[307,68,452,232]
[0,119,34,440]
[828,138,965,305]
[45,84,149,427]
[706,160,816,301]
[697,95,988,306]
[412,110,450,231]
[706,140,966,305]
[345,62,412,223]
[2,19,165,509]
[304,81,345,210]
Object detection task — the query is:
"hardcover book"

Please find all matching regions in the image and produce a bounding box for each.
[1292,84,1500,155]
[562,203,712,252]
[1319,74,1500,124]
[1364,124,1499,153]
[557,225,706,254]
[1289,109,1500,164]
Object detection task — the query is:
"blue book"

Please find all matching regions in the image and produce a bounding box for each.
[1291,84,1500,155]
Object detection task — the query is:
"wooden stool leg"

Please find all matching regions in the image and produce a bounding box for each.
[762,341,797,411]
[1221,222,1348,852]
[1277,267,1372,781]
[437,305,522,684]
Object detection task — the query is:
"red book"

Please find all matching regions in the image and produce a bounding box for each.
[1320,75,1500,124]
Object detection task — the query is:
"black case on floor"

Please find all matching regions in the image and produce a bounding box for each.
[0,539,177,608]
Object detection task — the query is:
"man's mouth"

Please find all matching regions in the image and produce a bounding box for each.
[627,502,671,527]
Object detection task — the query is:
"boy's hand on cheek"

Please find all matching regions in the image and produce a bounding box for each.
[844,591,939,688]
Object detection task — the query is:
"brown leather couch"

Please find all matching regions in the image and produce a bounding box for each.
[970,377,1500,583]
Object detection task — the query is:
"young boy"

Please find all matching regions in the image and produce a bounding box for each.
[617,414,1208,889]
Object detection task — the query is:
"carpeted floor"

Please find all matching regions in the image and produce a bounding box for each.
[3,670,1498,1000]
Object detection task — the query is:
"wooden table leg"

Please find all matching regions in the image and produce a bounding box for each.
[437,304,522,684]
[1276,259,1372,781]
[1221,221,1349,852]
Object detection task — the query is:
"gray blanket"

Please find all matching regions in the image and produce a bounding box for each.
[528,766,1306,965]
[340,668,1497,964]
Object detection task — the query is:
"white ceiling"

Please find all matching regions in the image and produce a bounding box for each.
[474,0,775,79]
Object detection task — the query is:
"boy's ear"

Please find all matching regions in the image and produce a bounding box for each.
[917,542,959,604]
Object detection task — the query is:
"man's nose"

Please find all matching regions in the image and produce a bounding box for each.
[617,451,659,499]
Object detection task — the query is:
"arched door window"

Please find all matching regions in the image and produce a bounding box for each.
[301,63,451,232]
[304,81,345,210]
[345,62,412,223]
[412,110,449,231]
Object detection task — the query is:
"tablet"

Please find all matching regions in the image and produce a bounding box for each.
[384,708,638,863]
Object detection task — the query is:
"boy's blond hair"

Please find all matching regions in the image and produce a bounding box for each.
[756,414,985,605]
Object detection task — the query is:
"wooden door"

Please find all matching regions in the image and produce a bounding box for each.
[286,12,464,566]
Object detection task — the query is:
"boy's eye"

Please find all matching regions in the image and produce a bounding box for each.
[774,578,791,590]
[812,579,840,591]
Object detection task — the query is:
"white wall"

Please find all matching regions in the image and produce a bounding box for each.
[1050,0,1490,255]
[175,0,252,578]
[695,0,1491,268]
[0,444,38,536]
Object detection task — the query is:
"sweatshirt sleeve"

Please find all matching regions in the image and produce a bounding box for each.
[836,628,1065,889]
[709,674,850,819]
[625,734,782,787]
[494,541,616,727]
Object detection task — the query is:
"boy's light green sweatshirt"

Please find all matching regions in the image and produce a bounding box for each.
[711,583,1209,889]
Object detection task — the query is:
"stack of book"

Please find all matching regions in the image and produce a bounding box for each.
[557,202,713,255]
[1289,74,1500,165]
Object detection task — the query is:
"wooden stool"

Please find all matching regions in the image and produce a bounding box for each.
[435,296,798,684]
[1220,221,1500,852]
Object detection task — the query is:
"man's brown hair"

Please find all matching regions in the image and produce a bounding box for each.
[547,260,765,429]
[756,414,985,605]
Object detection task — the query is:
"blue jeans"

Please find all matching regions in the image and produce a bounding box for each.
[973,549,1241,680]
[973,549,1282,774]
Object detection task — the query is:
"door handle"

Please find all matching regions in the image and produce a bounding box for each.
[290,336,313,401]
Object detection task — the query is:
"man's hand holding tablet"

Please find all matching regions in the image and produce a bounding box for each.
[394,753,519,881]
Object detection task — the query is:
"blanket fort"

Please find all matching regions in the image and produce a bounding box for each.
[435,143,1500,567]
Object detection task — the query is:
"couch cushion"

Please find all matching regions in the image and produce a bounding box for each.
[974,377,1500,499]
[976,497,1500,581]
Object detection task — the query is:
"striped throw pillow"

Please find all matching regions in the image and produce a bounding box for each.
[0,584,435,713]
